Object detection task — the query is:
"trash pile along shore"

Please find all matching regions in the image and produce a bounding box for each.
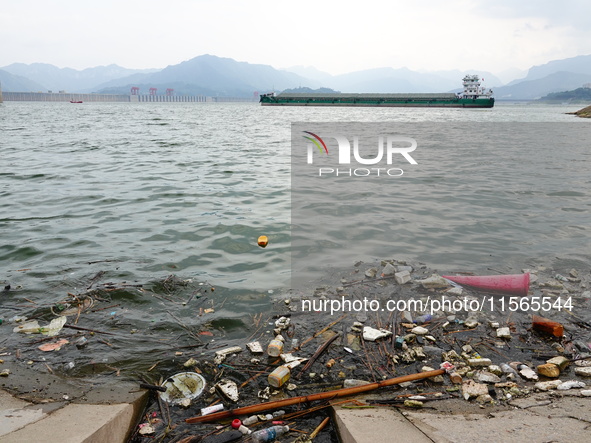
[2,259,591,442]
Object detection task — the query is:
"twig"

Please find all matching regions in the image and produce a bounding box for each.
[297,333,340,379]
[87,271,106,289]
[104,364,121,376]
[360,335,377,382]
[90,303,121,313]
[63,324,115,335]
[148,361,160,372]
[298,314,347,350]
[140,383,167,392]
[166,310,202,342]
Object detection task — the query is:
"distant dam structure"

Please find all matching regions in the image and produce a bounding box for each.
[2,91,210,102]
[134,94,207,102]
[1,84,258,103]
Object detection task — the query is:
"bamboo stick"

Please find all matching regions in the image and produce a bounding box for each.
[309,417,330,439]
[186,368,445,424]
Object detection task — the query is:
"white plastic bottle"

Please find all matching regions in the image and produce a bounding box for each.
[251,425,289,443]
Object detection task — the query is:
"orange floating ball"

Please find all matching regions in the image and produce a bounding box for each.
[257,235,268,248]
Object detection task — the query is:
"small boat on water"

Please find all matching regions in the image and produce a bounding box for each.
[70,100,83,103]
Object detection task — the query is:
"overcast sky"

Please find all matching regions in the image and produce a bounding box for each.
[2,0,591,76]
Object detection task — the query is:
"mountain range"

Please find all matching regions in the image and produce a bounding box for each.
[2,54,591,100]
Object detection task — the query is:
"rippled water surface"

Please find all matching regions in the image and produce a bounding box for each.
[1,101,590,301]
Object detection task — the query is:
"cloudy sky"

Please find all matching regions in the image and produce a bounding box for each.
[2,0,591,76]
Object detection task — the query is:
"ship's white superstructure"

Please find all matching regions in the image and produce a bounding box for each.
[460,75,493,99]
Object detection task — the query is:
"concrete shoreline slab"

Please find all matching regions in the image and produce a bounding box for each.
[330,394,591,443]
[0,388,148,443]
[0,402,141,443]
[0,362,148,443]
[332,403,432,443]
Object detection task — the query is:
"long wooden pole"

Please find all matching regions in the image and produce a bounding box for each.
[186,368,445,424]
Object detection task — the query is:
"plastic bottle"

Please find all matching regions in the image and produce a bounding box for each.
[500,363,518,377]
[251,425,289,443]
[242,415,259,426]
[268,366,290,388]
[267,338,284,357]
[75,336,88,349]
[414,314,432,324]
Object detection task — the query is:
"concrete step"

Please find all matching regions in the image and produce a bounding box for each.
[1,400,144,443]
[0,361,148,443]
[331,401,432,443]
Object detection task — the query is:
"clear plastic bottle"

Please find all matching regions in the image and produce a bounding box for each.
[414,314,432,324]
[242,415,259,426]
[251,425,289,443]
[500,363,518,377]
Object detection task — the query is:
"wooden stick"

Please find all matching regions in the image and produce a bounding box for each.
[63,324,115,335]
[186,368,445,423]
[297,314,347,350]
[139,383,167,392]
[297,333,340,379]
[310,417,330,439]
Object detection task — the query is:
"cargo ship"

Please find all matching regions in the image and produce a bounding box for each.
[260,75,494,108]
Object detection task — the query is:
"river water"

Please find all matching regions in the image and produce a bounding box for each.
[2,101,590,300]
[1,101,590,376]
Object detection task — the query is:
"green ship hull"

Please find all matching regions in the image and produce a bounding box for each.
[260,93,494,108]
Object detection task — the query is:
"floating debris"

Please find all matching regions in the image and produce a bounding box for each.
[362,326,392,341]
[574,367,591,377]
[532,315,564,337]
[537,363,560,378]
[557,380,586,390]
[418,274,449,289]
[268,366,291,388]
[246,341,263,354]
[214,346,243,364]
[215,378,240,402]
[13,316,68,336]
[38,338,69,352]
[183,358,198,368]
[257,235,269,248]
[160,372,206,405]
[201,404,224,416]
[535,380,562,391]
